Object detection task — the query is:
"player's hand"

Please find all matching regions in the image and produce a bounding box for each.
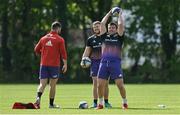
[80,60,86,68]
[119,9,122,15]
[62,64,67,73]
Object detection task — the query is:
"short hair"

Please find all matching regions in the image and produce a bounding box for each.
[51,21,61,30]
[91,21,101,33]
[108,22,118,29]
[92,21,101,26]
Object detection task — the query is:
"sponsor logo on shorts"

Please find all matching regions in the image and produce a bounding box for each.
[119,74,122,77]
[52,75,58,78]
[90,71,94,76]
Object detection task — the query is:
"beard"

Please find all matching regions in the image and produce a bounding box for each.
[94,31,100,35]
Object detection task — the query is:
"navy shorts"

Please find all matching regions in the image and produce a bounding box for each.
[97,58,123,80]
[90,59,101,77]
[39,65,61,79]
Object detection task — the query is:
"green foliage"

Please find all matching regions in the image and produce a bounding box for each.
[63,47,91,83]
[123,0,180,83]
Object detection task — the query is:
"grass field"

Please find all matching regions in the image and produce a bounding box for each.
[0,84,180,114]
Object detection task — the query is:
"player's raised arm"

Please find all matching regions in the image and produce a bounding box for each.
[117,9,124,36]
[100,10,112,35]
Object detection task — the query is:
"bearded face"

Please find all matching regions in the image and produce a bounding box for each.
[92,23,100,35]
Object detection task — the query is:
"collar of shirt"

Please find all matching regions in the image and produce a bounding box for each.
[50,31,58,35]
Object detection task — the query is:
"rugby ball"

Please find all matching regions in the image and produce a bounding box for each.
[80,57,91,68]
[111,7,121,14]
[79,101,88,109]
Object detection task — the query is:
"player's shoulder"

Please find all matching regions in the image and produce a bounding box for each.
[41,32,53,39]
[57,35,65,42]
[100,32,107,37]
[40,34,49,41]
[49,32,63,41]
[88,34,96,40]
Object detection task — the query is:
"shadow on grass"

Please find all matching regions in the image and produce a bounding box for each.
[110,107,169,110]
[61,107,79,109]
[60,107,170,110]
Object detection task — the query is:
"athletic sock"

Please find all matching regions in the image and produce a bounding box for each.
[37,92,42,98]
[50,98,54,106]
[94,99,97,104]
[99,98,103,105]
[122,98,127,104]
[104,99,108,103]
[36,92,42,104]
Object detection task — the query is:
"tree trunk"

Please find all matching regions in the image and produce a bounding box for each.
[1,1,11,71]
[55,0,68,46]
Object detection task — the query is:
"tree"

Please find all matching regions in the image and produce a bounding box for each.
[124,0,180,81]
[1,0,11,71]
[68,0,112,43]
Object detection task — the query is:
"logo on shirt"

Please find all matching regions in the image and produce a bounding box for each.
[105,39,118,42]
[93,40,96,43]
[45,40,53,46]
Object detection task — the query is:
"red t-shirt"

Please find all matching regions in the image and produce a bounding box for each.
[34,31,67,66]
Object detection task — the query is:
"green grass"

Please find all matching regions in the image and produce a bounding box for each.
[0,84,180,114]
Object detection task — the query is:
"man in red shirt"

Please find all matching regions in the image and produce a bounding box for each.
[34,21,67,109]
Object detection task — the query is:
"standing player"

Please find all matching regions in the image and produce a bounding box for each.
[34,21,67,109]
[81,21,112,108]
[96,8,128,109]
